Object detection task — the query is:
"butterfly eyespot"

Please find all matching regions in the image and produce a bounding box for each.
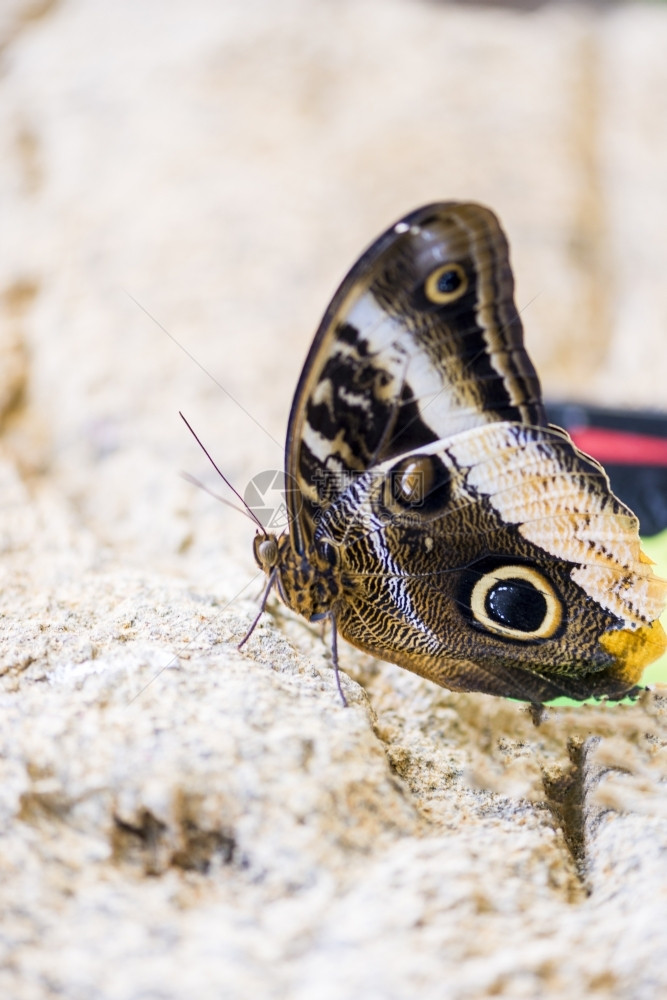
[468,565,563,641]
[392,459,426,506]
[424,263,468,305]
[317,539,339,567]
[253,535,279,571]
[384,455,451,515]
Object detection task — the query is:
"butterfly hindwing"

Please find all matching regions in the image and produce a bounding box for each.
[311,423,666,702]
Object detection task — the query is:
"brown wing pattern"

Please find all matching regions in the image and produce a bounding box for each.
[286,203,545,552]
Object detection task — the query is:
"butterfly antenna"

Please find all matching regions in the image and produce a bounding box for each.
[179,411,265,532]
[180,471,259,525]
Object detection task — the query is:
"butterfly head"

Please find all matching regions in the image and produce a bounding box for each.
[253,532,280,573]
[253,530,342,623]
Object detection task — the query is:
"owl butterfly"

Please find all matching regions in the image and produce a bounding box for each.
[250,202,667,705]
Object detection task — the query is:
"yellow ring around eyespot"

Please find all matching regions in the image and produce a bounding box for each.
[424,262,468,304]
[470,565,563,640]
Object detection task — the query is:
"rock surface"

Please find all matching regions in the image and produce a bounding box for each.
[1,1,667,998]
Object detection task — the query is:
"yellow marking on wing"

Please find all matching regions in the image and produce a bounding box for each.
[600,619,667,682]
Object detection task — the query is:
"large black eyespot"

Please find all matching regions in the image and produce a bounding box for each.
[424,263,468,305]
[383,454,451,516]
[485,581,546,632]
[466,564,563,641]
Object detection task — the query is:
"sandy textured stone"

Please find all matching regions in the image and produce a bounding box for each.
[1,1,667,999]
[596,6,667,404]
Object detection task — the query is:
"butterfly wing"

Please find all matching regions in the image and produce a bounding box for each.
[279,201,666,701]
[285,202,544,553]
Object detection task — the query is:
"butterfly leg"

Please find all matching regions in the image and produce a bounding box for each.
[237,568,278,650]
[329,611,348,708]
[528,703,546,726]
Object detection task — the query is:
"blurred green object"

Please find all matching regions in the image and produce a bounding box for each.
[539,529,667,706]
[640,529,667,686]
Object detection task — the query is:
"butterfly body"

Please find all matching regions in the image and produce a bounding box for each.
[254,203,666,703]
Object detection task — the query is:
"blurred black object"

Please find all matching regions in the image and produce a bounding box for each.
[546,402,667,537]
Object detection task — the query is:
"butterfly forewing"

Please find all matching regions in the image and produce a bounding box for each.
[285,203,545,552]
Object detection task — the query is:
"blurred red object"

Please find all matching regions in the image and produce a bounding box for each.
[546,403,667,537]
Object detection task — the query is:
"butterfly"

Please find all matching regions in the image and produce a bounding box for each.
[249,202,667,705]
